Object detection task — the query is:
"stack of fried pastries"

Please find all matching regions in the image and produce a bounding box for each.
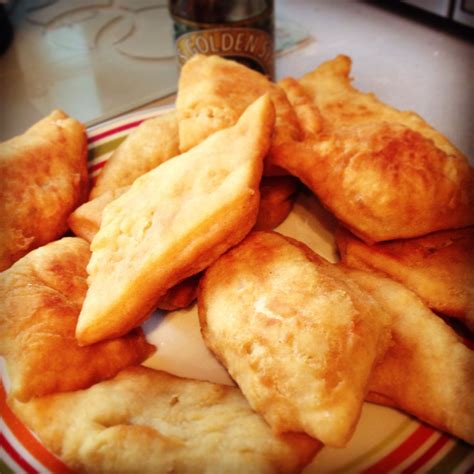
[76,94,275,345]
[345,268,474,445]
[175,54,474,243]
[199,231,474,446]
[199,231,391,448]
[176,54,302,176]
[337,226,474,330]
[0,237,155,402]
[1,53,473,473]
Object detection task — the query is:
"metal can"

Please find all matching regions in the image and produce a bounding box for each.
[168,0,275,79]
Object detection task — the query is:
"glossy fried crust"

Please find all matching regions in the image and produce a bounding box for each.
[70,177,295,310]
[76,95,275,345]
[0,110,88,271]
[68,189,199,312]
[90,112,180,199]
[254,176,300,231]
[337,226,474,330]
[177,55,297,151]
[155,274,200,311]
[0,237,155,402]
[274,120,474,243]
[298,54,465,157]
[71,175,300,242]
[277,77,324,138]
[198,231,390,448]
[344,269,474,445]
[11,367,321,473]
[176,54,301,175]
[69,186,130,243]
[271,56,474,242]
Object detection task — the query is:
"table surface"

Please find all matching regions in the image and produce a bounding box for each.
[2,0,473,163]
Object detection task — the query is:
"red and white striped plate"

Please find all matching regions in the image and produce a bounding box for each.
[1,107,473,474]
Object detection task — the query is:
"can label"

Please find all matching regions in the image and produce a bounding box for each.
[171,8,275,78]
[175,27,274,76]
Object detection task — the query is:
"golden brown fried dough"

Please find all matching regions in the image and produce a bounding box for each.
[90,112,179,199]
[199,231,390,447]
[70,177,294,309]
[69,189,199,311]
[254,176,300,231]
[271,56,474,242]
[155,274,201,312]
[176,55,297,152]
[273,121,474,243]
[76,95,275,345]
[343,269,474,445]
[176,54,301,175]
[70,177,300,242]
[337,226,474,330]
[277,77,324,137]
[0,110,88,271]
[68,186,130,242]
[299,54,466,156]
[0,237,155,402]
[11,366,321,473]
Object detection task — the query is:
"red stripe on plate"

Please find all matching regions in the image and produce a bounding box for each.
[0,383,72,473]
[87,119,146,143]
[401,434,451,473]
[361,424,435,474]
[0,433,38,474]
[89,160,106,174]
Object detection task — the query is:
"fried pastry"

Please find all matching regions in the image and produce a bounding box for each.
[271,56,474,242]
[337,226,474,330]
[11,366,321,473]
[198,231,390,447]
[90,112,180,199]
[0,110,88,271]
[176,55,297,152]
[277,77,324,137]
[70,176,295,310]
[254,176,300,231]
[298,54,465,156]
[69,188,199,311]
[154,274,201,312]
[0,237,155,402]
[69,186,130,242]
[273,120,474,243]
[344,269,474,445]
[70,177,300,241]
[76,95,275,345]
[176,54,301,175]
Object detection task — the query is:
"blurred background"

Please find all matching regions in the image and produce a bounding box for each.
[0,0,472,160]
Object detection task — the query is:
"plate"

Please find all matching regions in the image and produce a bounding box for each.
[1,107,473,474]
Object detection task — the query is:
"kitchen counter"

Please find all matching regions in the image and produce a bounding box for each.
[2,1,472,163]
